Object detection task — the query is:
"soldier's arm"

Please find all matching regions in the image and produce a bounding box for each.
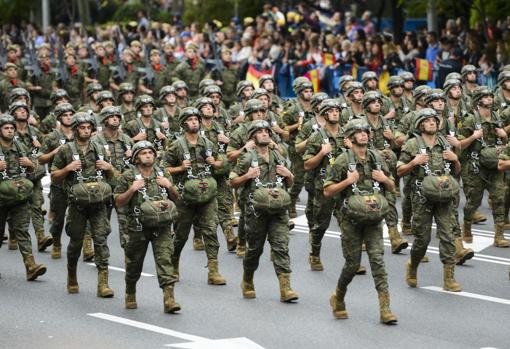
[323,159,353,199]
[228,156,252,189]
[114,175,137,207]
[396,143,418,177]
[162,143,187,175]
[458,118,479,149]
[50,148,73,183]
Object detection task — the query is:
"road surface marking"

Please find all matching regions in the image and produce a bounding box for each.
[86,263,154,277]
[421,286,510,305]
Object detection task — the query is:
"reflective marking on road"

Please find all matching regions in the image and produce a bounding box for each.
[86,263,154,277]
[421,286,510,305]
[88,313,206,342]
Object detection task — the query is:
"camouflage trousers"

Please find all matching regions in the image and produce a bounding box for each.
[237,198,247,247]
[378,149,398,228]
[303,173,316,229]
[463,167,506,224]
[309,183,335,256]
[65,202,110,269]
[173,198,220,260]
[289,149,305,203]
[124,225,177,288]
[216,177,235,239]
[401,175,413,226]
[49,184,68,246]
[243,205,291,274]
[337,217,389,293]
[410,192,455,265]
[0,202,34,260]
[29,180,45,234]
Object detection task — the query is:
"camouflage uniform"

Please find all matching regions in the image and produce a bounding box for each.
[325,150,391,296]
[124,117,166,151]
[174,59,207,98]
[0,79,27,113]
[162,134,224,282]
[30,68,57,118]
[51,141,112,270]
[58,66,85,108]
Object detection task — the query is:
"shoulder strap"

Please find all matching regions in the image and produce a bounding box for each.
[436,133,451,151]
[177,136,191,160]
[347,149,356,171]
[136,118,146,132]
[69,141,79,157]
[248,149,258,167]
[415,134,427,152]
[318,127,329,143]
[368,149,383,170]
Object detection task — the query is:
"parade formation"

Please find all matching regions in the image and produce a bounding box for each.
[1,5,510,330]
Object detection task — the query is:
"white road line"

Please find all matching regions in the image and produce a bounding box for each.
[86,263,155,277]
[421,286,510,305]
[88,313,206,342]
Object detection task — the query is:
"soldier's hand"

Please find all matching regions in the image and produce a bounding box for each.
[276,164,292,178]
[161,121,169,129]
[442,150,458,162]
[124,149,132,158]
[19,157,34,169]
[446,135,460,149]
[320,143,332,155]
[131,178,145,191]
[182,159,192,169]
[28,115,38,126]
[413,153,429,165]
[372,169,388,183]
[205,156,215,165]
[244,140,256,150]
[0,160,6,171]
[96,160,112,171]
[496,128,507,139]
[346,169,359,184]
[344,137,353,149]
[133,132,147,141]
[67,160,82,171]
[33,139,42,148]
[156,131,166,140]
[272,125,284,134]
[472,129,483,139]
[246,166,261,179]
[384,109,396,120]
[156,176,172,189]
[383,129,394,140]
[217,134,229,144]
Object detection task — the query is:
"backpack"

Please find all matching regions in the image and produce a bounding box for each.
[248,149,291,214]
[415,134,460,203]
[342,149,389,223]
[472,111,504,170]
[0,141,34,207]
[177,136,218,205]
[132,167,177,230]
[68,142,112,206]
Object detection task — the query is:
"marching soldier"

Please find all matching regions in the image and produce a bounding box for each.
[0,63,27,112]
[172,80,191,108]
[162,107,226,285]
[228,80,255,127]
[153,86,182,142]
[56,52,85,108]
[230,120,299,302]
[174,43,207,98]
[40,89,71,135]
[0,114,47,281]
[340,81,365,124]
[114,140,181,313]
[51,113,115,297]
[117,82,137,125]
[28,52,57,118]
[211,47,239,109]
[324,119,397,324]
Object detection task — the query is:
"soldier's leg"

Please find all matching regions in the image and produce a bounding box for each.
[267,211,292,275]
[88,205,111,270]
[410,196,434,266]
[65,204,85,267]
[151,228,178,287]
[216,178,236,251]
[462,175,485,242]
[489,175,509,247]
[173,202,194,259]
[289,152,304,218]
[124,231,148,296]
[243,207,269,273]
[236,201,247,257]
[363,222,389,292]
[30,181,52,252]
[451,191,474,265]
[8,203,47,280]
[337,219,363,291]
[434,202,456,265]
[401,176,413,234]
[309,192,334,270]
[304,178,315,230]
[386,190,408,254]
[194,199,220,261]
[82,221,95,261]
[49,185,68,258]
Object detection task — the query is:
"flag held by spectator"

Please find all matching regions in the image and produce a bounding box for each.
[304,69,320,92]
[379,70,390,95]
[415,58,433,81]
[322,53,336,67]
[246,64,273,88]
[350,63,359,80]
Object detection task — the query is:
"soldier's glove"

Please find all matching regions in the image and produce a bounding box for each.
[120,233,129,249]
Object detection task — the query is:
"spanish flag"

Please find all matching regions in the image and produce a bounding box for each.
[379,70,390,95]
[321,53,336,67]
[415,58,433,81]
[246,64,273,88]
[350,63,359,80]
[304,69,320,92]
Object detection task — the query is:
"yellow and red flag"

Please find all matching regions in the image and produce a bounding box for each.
[321,53,336,67]
[246,64,272,88]
[304,69,320,92]
[415,58,433,81]
[379,70,390,95]
[350,63,359,80]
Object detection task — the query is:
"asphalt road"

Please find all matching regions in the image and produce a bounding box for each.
[1,176,509,349]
